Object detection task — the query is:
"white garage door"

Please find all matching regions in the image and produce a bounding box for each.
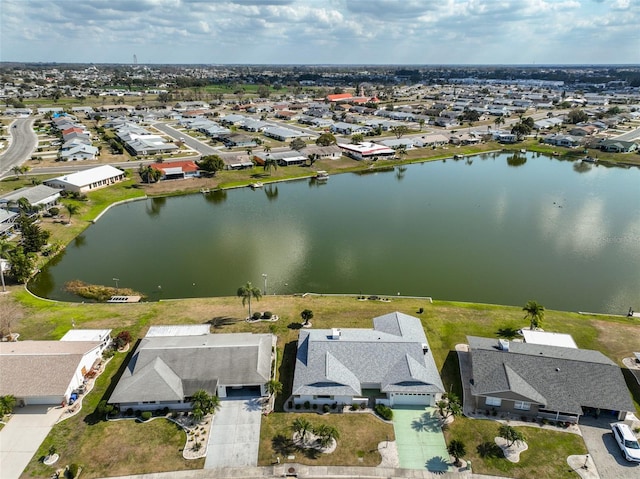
[391,393,431,406]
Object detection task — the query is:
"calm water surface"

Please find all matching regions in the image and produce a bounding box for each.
[30,152,640,313]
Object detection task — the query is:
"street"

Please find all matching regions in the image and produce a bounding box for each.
[0,118,37,179]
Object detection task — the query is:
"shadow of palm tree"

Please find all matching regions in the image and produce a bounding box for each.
[496,326,520,339]
[477,441,504,458]
[301,445,320,459]
[287,322,303,330]
[426,455,450,473]
[207,316,238,329]
[243,398,263,412]
[272,434,296,456]
[411,412,440,432]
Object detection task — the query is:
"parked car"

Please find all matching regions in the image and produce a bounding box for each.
[68,392,79,405]
[611,422,640,463]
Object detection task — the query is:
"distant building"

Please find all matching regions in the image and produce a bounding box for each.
[44,165,126,193]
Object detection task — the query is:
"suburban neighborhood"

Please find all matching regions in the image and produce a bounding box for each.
[1,61,639,479]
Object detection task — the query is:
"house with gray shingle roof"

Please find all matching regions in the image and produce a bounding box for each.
[467,336,635,423]
[109,332,273,411]
[290,312,444,408]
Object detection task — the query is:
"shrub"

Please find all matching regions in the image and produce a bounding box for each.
[126,408,134,417]
[49,207,60,216]
[331,403,337,410]
[263,311,273,319]
[294,404,301,410]
[163,407,170,415]
[312,403,318,410]
[322,404,330,413]
[374,404,393,420]
[303,401,310,410]
[252,312,262,320]
[350,404,358,411]
[359,402,366,410]
[68,463,80,478]
[135,409,141,417]
[141,411,152,421]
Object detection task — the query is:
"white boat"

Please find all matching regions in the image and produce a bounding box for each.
[250,182,263,188]
[315,170,329,180]
[200,188,210,194]
[520,149,526,154]
[453,154,464,160]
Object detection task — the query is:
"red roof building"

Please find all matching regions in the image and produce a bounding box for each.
[150,160,200,180]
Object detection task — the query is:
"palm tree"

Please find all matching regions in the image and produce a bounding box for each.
[0,395,16,417]
[499,424,525,447]
[263,157,278,176]
[313,423,340,448]
[307,153,319,167]
[190,389,220,423]
[266,379,282,397]
[523,300,545,330]
[301,309,313,326]
[291,417,313,444]
[65,203,80,224]
[494,116,505,130]
[263,144,272,155]
[447,439,466,467]
[237,281,262,319]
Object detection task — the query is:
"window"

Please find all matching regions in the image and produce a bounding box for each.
[514,401,531,410]
[485,396,502,407]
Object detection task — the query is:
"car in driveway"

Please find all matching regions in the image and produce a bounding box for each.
[611,422,640,463]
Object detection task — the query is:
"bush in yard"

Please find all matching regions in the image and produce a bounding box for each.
[126,408,133,416]
[114,330,132,349]
[374,404,393,420]
[303,401,310,410]
[322,404,330,413]
[263,311,273,319]
[252,312,262,320]
[141,411,152,421]
[68,463,80,478]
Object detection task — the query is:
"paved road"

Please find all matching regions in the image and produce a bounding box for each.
[0,405,65,479]
[204,397,263,469]
[579,416,640,479]
[152,122,217,157]
[613,126,640,142]
[0,118,37,179]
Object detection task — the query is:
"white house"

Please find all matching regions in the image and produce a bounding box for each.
[337,142,395,161]
[44,165,126,193]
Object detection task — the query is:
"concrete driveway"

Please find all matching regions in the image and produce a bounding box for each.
[579,416,640,479]
[0,405,64,479]
[204,397,263,469]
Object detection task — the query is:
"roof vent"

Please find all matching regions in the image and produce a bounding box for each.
[556,367,560,372]
[331,328,341,340]
[498,339,510,351]
[422,343,429,354]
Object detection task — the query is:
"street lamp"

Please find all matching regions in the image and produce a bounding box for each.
[112,278,120,289]
[262,273,268,295]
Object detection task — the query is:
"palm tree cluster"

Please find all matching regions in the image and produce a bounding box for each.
[498,424,526,447]
[436,392,462,424]
[291,417,340,449]
[0,395,17,417]
[190,389,220,423]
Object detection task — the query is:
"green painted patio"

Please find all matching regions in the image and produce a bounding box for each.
[391,406,451,473]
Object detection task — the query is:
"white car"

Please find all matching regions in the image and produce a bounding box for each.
[611,422,640,463]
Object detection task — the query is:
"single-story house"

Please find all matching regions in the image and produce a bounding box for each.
[263,126,307,141]
[60,329,112,354]
[299,144,342,160]
[599,139,638,153]
[221,134,257,148]
[330,122,370,135]
[337,142,395,161]
[0,340,103,406]
[109,332,274,410]
[0,209,18,237]
[543,134,581,148]
[58,144,99,161]
[0,184,61,212]
[290,312,444,408]
[467,336,635,423]
[44,165,126,193]
[496,133,517,143]
[217,152,255,170]
[150,160,200,180]
[254,150,306,167]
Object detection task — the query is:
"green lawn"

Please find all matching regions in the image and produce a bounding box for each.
[445,417,587,479]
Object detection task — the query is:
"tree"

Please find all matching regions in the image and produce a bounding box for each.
[307,153,319,166]
[313,423,340,448]
[237,281,262,319]
[190,389,220,422]
[494,116,505,129]
[139,165,161,183]
[6,247,36,283]
[436,392,462,424]
[461,110,480,124]
[197,155,225,177]
[418,118,426,131]
[290,138,306,151]
[291,417,313,443]
[16,215,49,253]
[301,309,314,326]
[523,300,545,330]
[65,203,80,224]
[498,424,526,447]
[266,379,283,397]
[263,156,278,176]
[263,144,272,155]
[395,144,408,160]
[316,133,337,146]
[0,395,17,417]
[447,439,466,467]
[567,108,589,124]
[391,125,409,139]
[257,85,271,99]
[351,133,364,144]
[511,122,531,141]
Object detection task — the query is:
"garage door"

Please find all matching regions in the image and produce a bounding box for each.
[392,393,431,406]
[225,385,261,398]
[24,396,64,406]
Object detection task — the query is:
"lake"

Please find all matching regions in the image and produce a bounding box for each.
[29,152,640,314]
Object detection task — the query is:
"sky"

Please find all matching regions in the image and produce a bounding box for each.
[1,0,639,65]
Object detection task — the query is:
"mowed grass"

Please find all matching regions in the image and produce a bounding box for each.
[444,417,587,479]
[259,412,394,467]
[5,291,639,477]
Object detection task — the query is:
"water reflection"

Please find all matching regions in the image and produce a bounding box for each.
[146,197,167,217]
[573,161,592,173]
[204,189,227,204]
[264,184,279,201]
[396,165,407,181]
[506,154,527,167]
